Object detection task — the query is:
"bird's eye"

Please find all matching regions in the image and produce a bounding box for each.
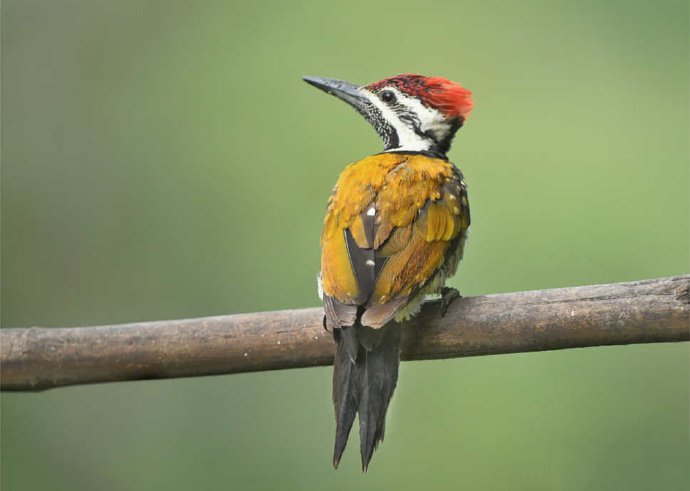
[380,90,396,104]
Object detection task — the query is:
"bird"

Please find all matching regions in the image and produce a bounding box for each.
[303,74,473,471]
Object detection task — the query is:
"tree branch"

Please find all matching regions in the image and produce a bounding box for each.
[1,275,688,391]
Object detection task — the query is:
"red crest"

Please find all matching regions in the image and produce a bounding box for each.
[366,74,473,120]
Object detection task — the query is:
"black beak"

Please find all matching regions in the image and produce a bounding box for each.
[303,76,368,112]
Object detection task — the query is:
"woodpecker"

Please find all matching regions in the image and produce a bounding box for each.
[304,74,473,470]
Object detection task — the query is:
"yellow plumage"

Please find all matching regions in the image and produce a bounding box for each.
[304,73,474,470]
[321,152,470,328]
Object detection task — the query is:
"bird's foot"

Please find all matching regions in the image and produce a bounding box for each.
[440,287,461,317]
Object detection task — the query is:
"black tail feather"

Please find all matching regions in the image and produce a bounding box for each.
[332,322,401,470]
[332,326,359,468]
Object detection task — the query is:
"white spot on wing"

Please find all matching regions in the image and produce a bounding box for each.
[365,259,375,266]
[367,207,376,216]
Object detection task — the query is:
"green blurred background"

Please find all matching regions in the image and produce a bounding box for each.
[2,0,688,489]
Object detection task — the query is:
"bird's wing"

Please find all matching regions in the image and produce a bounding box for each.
[321,153,470,329]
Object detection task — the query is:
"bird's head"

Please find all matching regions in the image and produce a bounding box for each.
[304,74,473,157]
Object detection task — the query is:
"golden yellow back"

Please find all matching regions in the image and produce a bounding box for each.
[321,152,469,328]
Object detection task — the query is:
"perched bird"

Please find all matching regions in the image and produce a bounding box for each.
[304,74,473,470]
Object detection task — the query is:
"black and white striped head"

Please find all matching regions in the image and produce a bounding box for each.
[304,74,473,157]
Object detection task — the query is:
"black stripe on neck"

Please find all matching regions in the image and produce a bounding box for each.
[380,149,449,160]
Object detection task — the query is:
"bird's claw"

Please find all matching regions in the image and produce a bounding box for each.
[440,287,461,317]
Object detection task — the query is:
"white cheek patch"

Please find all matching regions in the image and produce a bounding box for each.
[397,92,451,140]
[361,88,450,152]
[361,88,430,152]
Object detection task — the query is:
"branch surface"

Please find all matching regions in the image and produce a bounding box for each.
[1,275,688,391]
